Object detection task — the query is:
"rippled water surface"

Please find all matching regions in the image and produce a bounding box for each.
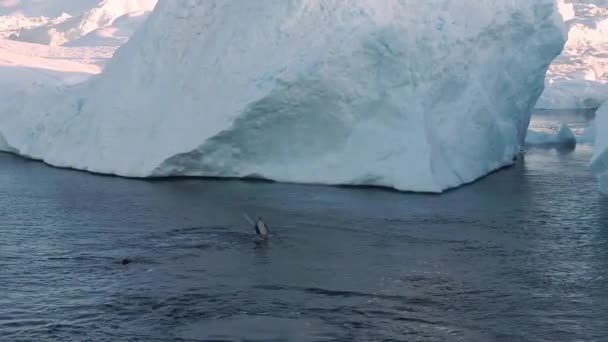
[1,113,607,341]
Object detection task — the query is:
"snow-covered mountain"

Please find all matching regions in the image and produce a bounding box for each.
[0,0,156,46]
[0,0,565,193]
[0,0,100,17]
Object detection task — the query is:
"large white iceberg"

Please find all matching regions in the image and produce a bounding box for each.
[0,0,565,192]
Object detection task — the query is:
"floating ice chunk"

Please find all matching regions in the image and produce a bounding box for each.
[526,124,577,148]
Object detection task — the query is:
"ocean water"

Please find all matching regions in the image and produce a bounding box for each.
[0,113,606,341]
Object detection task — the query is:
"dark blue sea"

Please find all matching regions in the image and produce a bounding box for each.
[1,112,606,341]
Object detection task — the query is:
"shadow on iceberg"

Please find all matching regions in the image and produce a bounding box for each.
[150,78,440,192]
[0,131,16,153]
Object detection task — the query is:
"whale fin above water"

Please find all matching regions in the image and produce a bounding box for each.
[255,217,270,240]
[243,212,270,240]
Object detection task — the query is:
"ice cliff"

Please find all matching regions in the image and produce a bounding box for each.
[0,0,565,192]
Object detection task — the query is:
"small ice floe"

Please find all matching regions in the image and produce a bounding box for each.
[525,123,576,149]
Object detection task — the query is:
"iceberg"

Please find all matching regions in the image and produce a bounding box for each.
[526,124,577,148]
[537,80,608,110]
[0,1,565,192]
[591,102,608,194]
[540,0,608,110]
[578,125,596,145]
[0,131,11,152]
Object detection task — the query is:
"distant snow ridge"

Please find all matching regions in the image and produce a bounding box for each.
[0,0,100,17]
[65,10,152,47]
[0,15,51,39]
[0,0,565,192]
[4,0,157,46]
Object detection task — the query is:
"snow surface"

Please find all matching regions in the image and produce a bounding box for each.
[525,123,577,147]
[540,0,608,109]
[0,1,100,17]
[591,102,608,194]
[0,0,566,192]
[0,38,113,154]
[64,11,152,47]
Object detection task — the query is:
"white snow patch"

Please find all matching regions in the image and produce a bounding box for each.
[0,37,113,157]
[0,14,57,39]
[65,11,151,47]
[0,38,115,72]
[557,0,576,21]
